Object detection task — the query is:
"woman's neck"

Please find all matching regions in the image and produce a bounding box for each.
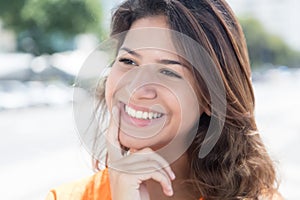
[145,152,199,200]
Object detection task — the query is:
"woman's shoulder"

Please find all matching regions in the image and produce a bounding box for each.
[45,169,110,200]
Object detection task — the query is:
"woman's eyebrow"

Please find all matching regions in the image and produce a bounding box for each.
[158,59,183,66]
[119,47,142,58]
[119,46,187,67]
[159,59,190,70]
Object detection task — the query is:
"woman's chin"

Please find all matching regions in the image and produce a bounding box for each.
[119,132,148,150]
[119,133,164,152]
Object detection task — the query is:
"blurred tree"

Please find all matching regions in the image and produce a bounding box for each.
[0,0,103,55]
[240,17,300,68]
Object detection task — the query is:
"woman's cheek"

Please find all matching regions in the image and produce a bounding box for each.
[105,76,114,111]
[105,68,125,111]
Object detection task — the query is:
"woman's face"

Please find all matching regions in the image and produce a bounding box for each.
[105,16,203,152]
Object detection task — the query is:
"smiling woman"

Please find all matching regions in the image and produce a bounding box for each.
[105,21,202,153]
[46,0,282,200]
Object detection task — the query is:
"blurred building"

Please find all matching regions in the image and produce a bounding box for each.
[101,0,123,29]
[0,20,16,52]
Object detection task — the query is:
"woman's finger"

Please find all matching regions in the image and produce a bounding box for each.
[106,106,123,162]
[119,158,175,181]
[118,160,173,185]
[127,148,176,180]
[139,171,174,196]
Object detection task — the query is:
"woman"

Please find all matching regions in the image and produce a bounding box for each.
[47,0,281,199]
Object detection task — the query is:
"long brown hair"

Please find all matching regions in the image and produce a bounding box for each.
[92,0,279,199]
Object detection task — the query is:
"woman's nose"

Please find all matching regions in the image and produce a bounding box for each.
[125,67,158,100]
[130,84,157,100]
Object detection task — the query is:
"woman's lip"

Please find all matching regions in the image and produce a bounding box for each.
[120,101,165,114]
[119,102,166,127]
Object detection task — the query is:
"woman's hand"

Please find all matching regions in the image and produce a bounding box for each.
[106,107,176,200]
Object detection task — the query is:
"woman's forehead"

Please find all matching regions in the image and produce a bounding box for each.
[122,27,177,54]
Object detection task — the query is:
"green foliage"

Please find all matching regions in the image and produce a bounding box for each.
[239,17,300,68]
[0,0,103,55]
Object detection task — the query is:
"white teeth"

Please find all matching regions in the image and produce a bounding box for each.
[136,111,143,118]
[124,104,163,120]
[142,112,148,119]
[148,112,153,119]
[128,107,136,117]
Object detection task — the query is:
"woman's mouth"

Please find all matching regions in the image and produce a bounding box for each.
[120,102,165,127]
[124,104,164,120]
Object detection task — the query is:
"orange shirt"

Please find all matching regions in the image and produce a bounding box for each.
[46,168,204,200]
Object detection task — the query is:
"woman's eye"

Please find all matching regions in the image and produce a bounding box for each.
[160,69,182,79]
[118,58,137,66]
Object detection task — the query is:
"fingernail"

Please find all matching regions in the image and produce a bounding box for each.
[167,186,174,196]
[171,171,176,180]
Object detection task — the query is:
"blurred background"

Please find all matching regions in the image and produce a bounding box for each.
[0,0,299,199]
